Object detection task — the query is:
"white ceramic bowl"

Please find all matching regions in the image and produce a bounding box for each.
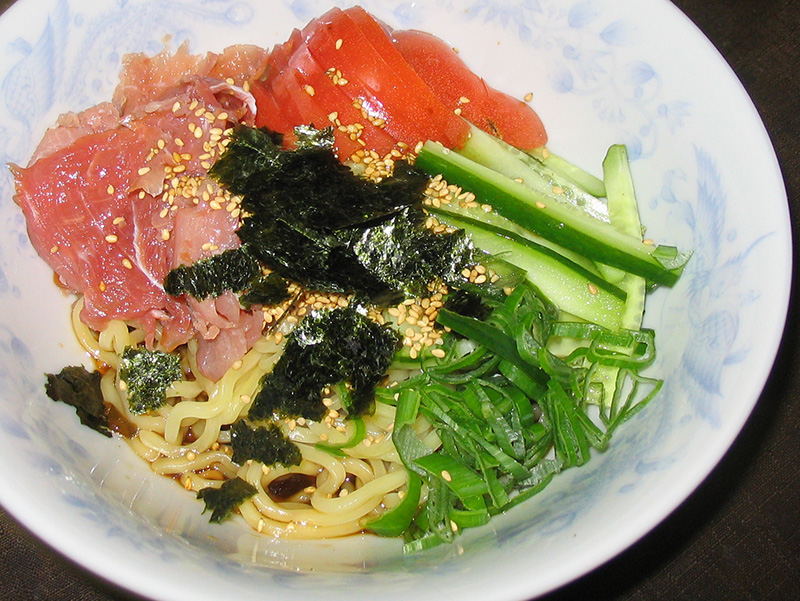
[0,1,790,600]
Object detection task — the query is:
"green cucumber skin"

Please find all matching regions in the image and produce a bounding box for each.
[536,149,607,199]
[432,207,625,330]
[416,143,680,287]
[459,126,609,223]
[603,144,647,330]
[428,189,603,277]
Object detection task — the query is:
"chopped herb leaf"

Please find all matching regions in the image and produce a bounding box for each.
[197,477,257,523]
[248,306,400,421]
[119,347,182,414]
[44,366,110,437]
[230,420,301,467]
[382,281,665,551]
[164,246,261,300]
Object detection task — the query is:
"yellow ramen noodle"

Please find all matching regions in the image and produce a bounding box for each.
[71,298,440,538]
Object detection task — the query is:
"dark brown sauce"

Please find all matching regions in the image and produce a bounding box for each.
[105,402,138,438]
[267,473,317,501]
[338,473,358,496]
[94,361,111,376]
[52,272,70,291]
[182,428,198,444]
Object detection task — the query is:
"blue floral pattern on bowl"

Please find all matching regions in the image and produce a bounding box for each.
[0,1,789,600]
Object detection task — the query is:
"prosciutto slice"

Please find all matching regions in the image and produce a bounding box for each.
[13,44,270,380]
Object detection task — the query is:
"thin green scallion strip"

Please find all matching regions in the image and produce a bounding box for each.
[602,370,664,433]
[365,472,422,537]
[314,417,366,457]
[436,308,547,387]
[413,452,488,512]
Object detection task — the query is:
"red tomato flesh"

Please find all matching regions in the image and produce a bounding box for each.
[251,79,293,133]
[301,7,470,151]
[390,28,548,150]
[285,43,399,158]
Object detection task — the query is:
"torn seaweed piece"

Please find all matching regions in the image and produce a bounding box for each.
[248,306,400,421]
[197,477,257,523]
[292,123,336,150]
[442,288,495,323]
[238,216,397,303]
[164,246,261,300]
[210,125,472,304]
[45,366,110,437]
[119,347,182,414]
[238,272,292,309]
[212,125,428,231]
[230,420,302,467]
[343,207,475,299]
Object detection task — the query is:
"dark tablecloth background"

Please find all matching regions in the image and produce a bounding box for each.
[0,0,797,599]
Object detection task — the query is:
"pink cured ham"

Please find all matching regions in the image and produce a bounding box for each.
[112,42,268,117]
[13,44,270,381]
[28,102,121,165]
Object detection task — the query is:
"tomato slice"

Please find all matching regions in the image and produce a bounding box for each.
[286,43,398,158]
[264,27,302,80]
[266,65,306,131]
[301,8,470,150]
[262,28,306,129]
[251,79,293,133]
[285,69,363,159]
[390,29,548,150]
[344,7,396,58]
